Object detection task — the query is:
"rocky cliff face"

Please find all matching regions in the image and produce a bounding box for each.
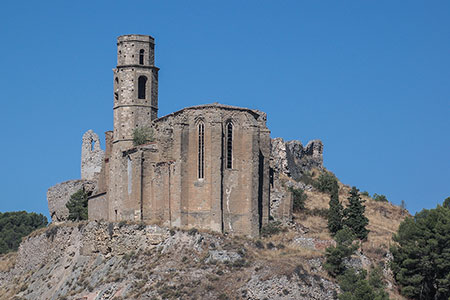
[0,222,338,300]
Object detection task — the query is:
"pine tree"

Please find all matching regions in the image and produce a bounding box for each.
[391,200,450,299]
[66,189,89,221]
[344,187,369,240]
[327,183,343,235]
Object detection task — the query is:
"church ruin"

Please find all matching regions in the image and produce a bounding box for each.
[47,34,324,237]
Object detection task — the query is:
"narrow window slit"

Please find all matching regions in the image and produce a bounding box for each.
[139,49,145,65]
[226,122,233,169]
[198,123,205,179]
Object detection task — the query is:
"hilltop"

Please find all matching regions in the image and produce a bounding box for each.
[0,167,407,300]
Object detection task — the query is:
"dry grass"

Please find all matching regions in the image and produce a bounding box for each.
[0,252,17,272]
[289,176,407,250]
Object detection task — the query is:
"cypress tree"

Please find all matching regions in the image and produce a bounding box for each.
[344,187,369,240]
[327,183,343,235]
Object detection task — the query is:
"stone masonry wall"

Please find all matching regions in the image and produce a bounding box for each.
[81,130,104,181]
[47,179,96,222]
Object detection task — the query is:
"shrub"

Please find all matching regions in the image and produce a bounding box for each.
[254,240,265,249]
[299,171,316,186]
[360,191,370,197]
[337,267,389,300]
[261,221,284,237]
[316,172,338,194]
[290,187,307,212]
[132,126,154,146]
[324,228,358,276]
[188,228,198,236]
[372,193,388,202]
[66,189,89,221]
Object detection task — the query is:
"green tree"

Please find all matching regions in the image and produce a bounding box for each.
[338,268,390,300]
[328,186,343,235]
[390,200,450,300]
[290,187,307,212]
[372,193,388,202]
[324,227,358,276]
[343,187,369,240]
[66,189,89,221]
[316,172,338,194]
[0,211,47,254]
[443,197,450,209]
[132,126,154,146]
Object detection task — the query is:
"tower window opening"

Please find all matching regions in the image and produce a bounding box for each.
[198,122,205,179]
[139,49,145,65]
[226,122,233,169]
[138,76,147,99]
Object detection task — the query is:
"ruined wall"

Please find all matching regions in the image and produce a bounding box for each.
[48,179,96,222]
[269,138,324,221]
[81,130,104,181]
[48,130,104,223]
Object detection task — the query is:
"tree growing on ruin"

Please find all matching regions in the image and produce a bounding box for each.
[132,126,154,146]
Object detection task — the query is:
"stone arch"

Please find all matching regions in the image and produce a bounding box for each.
[81,130,105,180]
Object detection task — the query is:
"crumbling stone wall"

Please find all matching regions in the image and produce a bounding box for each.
[81,130,104,181]
[48,130,103,223]
[47,179,96,222]
[270,138,324,221]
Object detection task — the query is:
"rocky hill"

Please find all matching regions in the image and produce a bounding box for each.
[0,138,408,299]
[0,188,406,299]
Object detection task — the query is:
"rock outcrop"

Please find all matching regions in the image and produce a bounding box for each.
[0,222,339,300]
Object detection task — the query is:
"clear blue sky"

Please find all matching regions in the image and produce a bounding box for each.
[0,1,448,220]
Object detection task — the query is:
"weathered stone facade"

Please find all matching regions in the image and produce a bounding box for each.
[81,130,104,181]
[48,34,325,236]
[88,35,270,237]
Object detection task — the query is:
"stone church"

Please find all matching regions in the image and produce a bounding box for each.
[47,34,324,237]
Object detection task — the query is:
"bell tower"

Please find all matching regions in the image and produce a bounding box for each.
[113,34,159,147]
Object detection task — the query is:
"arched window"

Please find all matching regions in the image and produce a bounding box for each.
[139,49,145,65]
[198,122,205,179]
[226,122,233,169]
[138,76,147,99]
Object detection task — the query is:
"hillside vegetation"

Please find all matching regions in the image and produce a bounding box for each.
[0,171,412,299]
[0,211,47,254]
